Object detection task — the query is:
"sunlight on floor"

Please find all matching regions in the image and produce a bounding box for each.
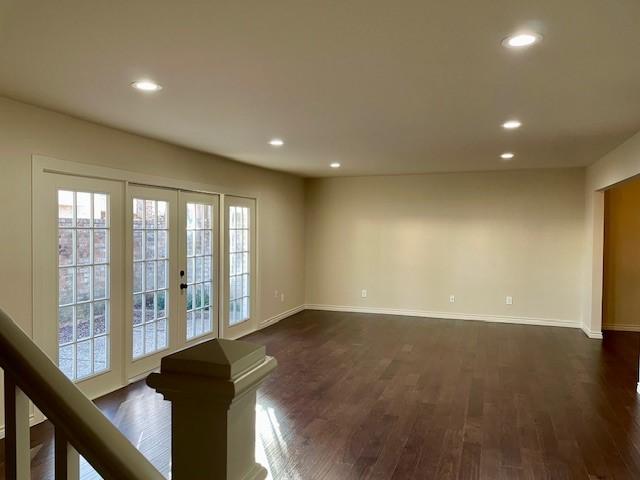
[256,401,302,480]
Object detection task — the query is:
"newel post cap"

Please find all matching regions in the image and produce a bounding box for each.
[146,338,277,402]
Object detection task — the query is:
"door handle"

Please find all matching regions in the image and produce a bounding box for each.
[180,283,188,290]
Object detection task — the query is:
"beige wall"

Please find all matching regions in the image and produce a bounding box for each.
[588,131,640,191]
[305,169,586,324]
[603,178,640,330]
[0,96,306,340]
[1,89,637,364]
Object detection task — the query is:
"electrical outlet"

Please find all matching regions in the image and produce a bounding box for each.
[449,295,455,303]
[280,293,285,302]
[274,290,279,298]
[506,296,513,305]
[361,289,367,298]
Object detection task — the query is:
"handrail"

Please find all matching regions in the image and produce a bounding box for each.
[0,307,164,480]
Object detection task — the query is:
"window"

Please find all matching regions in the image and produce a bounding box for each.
[228,206,250,325]
[57,191,110,380]
[132,198,169,358]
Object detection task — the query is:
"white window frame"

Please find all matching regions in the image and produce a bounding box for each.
[222,196,257,339]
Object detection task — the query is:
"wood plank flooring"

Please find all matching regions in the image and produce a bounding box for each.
[2,310,640,479]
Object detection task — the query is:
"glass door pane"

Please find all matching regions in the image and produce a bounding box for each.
[57,190,111,380]
[132,198,170,358]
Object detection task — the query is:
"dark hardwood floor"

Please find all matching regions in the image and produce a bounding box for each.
[3,310,640,479]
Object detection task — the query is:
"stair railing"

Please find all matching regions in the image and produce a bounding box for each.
[0,306,276,480]
[0,307,165,479]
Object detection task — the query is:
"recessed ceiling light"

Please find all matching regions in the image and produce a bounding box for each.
[502,120,522,130]
[131,80,162,92]
[501,152,515,160]
[502,32,542,48]
[330,162,341,168]
[269,138,284,147]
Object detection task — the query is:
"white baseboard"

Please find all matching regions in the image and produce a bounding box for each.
[581,325,604,339]
[259,305,305,329]
[304,303,582,330]
[603,324,640,332]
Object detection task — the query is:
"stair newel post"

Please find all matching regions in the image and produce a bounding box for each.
[147,338,276,480]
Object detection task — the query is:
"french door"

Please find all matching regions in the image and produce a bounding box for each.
[36,166,240,398]
[126,186,220,379]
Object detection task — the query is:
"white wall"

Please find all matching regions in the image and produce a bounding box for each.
[305,168,586,326]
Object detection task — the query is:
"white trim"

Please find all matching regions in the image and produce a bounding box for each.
[33,155,258,200]
[304,304,582,330]
[215,305,305,340]
[127,367,160,385]
[581,324,604,339]
[603,324,640,332]
[259,305,305,328]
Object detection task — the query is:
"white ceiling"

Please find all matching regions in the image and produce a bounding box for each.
[1,0,639,177]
